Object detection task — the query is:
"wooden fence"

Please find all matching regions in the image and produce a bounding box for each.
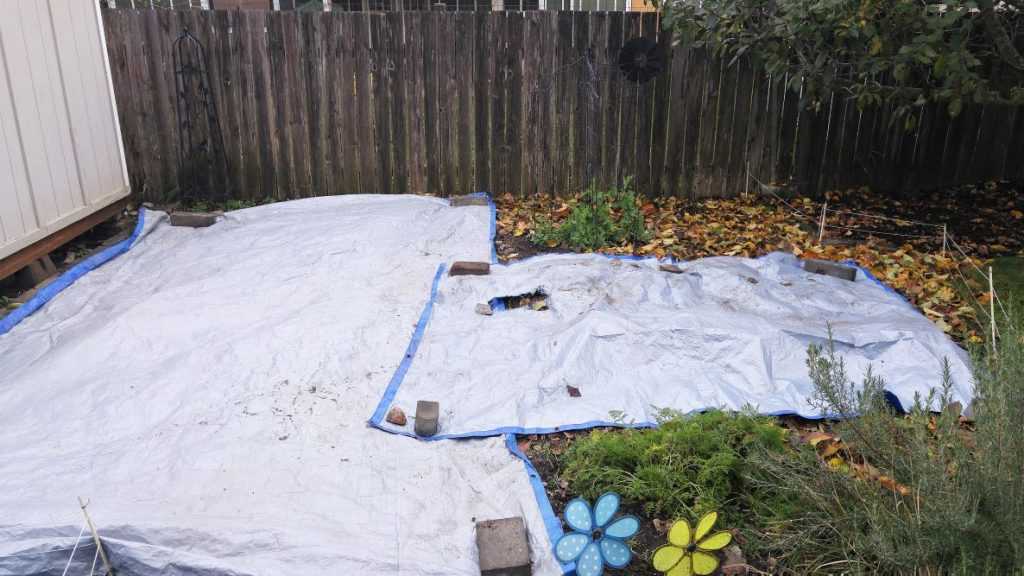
[102,9,1024,202]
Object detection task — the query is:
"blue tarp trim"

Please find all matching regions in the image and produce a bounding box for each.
[368,262,449,427]
[504,433,575,575]
[459,192,498,264]
[0,208,146,337]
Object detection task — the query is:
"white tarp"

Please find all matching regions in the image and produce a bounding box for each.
[376,253,974,438]
[0,196,562,576]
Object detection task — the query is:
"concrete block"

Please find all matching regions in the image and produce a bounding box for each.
[476,517,531,576]
[170,211,220,228]
[414,400,439,437]
[450,261,491,276]
[803,259,856,282]
[449,194,490,207]
[14,256,57,290]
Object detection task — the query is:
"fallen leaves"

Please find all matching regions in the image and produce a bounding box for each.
[798,427,913,497]
[494,183,1024,341]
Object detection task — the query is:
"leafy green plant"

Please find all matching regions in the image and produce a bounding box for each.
[529,178,651,251]
[659,0,1024,119]
[744,319,1024,574]
[560,410,787,521]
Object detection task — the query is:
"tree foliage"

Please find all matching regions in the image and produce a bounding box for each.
[660,0,1024,118]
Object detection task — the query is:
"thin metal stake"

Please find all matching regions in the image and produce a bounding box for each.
[78,497,114,576]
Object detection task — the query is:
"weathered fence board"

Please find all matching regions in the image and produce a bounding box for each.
[103,9,1024,202]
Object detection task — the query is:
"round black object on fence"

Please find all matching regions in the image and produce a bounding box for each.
[618,37,665,84]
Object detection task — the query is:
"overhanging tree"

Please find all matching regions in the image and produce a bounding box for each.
[659,0,1024,119]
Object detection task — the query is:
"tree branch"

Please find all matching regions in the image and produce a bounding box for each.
[977,0,1024,71]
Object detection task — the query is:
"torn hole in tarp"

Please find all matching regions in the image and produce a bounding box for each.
[488,289,550,312]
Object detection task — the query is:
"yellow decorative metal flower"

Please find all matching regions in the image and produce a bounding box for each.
[651,511,733,576]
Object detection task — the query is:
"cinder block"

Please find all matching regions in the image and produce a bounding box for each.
[450,261,491,276]
[169,211,220,228]
[449,194,490,207]
[476,517,531,576]
[803,259,856,282]
[414,400,439,437]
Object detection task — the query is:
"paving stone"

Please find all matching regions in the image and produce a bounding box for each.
[803,259,856,282]
[476,517,531,576]
[659,263,683,274]
[169,211,220,228]
[449,194,490,207]
[414,400,439,437]
[450,261,490,276]
[385,406,407,426]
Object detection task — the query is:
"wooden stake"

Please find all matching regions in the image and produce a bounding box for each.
[941,224,947,257]
[78,497,114,576]
[989,266,997,346]
[818,201,828,244]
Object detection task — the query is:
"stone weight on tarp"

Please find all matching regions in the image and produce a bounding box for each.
[476,517,531,576]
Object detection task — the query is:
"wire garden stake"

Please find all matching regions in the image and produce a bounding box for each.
[173,28,230,204]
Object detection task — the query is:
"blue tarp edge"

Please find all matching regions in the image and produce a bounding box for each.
[0,208,146,337]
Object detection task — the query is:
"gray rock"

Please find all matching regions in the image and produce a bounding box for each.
[659,263,684,274]
[414,400,439,437]
[476,517,531,576]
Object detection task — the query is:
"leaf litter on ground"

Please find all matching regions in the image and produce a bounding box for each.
[494,182,1023,343]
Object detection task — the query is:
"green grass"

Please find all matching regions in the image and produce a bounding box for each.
[992,256,1024,308]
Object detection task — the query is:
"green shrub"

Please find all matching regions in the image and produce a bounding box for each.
[744,319,1024,575]
[529,178,651,251]
[560,409,787,521]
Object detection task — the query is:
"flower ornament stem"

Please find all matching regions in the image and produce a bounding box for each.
[652,511,733,576]
[553,492,639,576]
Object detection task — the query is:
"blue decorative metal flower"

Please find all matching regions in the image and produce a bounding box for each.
[553,492,639,575]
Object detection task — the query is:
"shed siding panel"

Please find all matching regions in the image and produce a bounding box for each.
[0,0,129,261]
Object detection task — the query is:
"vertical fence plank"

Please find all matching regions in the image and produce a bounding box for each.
[371,14,393,194]
[633,12,658,196]
[104,10,1021,203]
[455,12,475,195]
[474,11,492,192]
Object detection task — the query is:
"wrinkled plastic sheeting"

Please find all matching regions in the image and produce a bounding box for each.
[0,196,562,576]
[377,253,973,437]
